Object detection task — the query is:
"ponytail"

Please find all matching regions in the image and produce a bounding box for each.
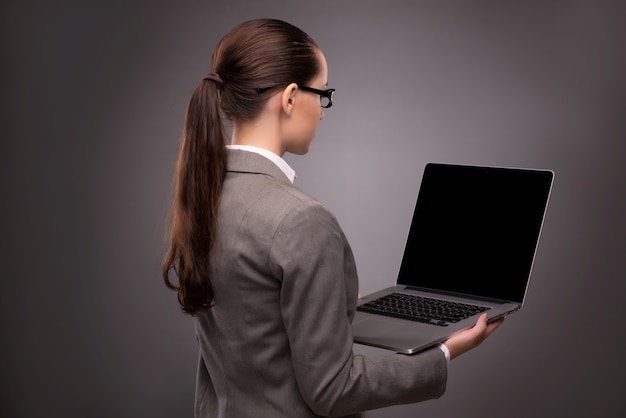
[163,78,227,315]
[163,19,320,315]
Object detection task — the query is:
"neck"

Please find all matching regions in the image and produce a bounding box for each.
[231,114,284,157]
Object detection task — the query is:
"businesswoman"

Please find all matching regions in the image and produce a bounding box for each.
[163,18,502,418]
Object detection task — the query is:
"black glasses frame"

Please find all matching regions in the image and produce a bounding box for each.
[256,84,336,108]
[297,84,335,108]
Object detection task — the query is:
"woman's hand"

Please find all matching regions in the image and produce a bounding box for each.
[443,313,505,360]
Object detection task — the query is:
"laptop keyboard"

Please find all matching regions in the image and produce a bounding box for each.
[356,292,490,327]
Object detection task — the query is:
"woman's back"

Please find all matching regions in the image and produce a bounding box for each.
[194,150,362,417]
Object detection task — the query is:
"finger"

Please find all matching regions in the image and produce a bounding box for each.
[471,313,489,334]
[484,317,505,335]
[473,315,496,346]
[447,313,491,342]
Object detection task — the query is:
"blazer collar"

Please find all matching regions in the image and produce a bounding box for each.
[226,149,291,184]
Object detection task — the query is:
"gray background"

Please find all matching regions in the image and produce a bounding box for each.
[2,0,624,417]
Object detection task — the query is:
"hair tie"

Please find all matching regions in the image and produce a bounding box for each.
[203,72,224,85]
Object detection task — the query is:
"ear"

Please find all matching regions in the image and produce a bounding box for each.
[280,83,299,116]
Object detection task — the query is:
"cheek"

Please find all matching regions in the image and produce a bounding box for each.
[296,117,319,153]
[307,113,321,137]
[289,102,322,149]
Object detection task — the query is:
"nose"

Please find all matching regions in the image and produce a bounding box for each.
[320,110,325,120]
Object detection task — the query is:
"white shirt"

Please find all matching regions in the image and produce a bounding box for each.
[226,145,296,184]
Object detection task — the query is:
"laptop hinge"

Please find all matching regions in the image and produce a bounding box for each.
[403,286,516,305]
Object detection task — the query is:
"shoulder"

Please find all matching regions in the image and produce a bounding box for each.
[274,186,339,234]
[223,170,340,238]
[269,188,346,261]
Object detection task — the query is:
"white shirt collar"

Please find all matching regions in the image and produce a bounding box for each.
[226,145,297,184]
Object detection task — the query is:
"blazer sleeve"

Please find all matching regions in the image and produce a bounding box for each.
[269,200,447,417]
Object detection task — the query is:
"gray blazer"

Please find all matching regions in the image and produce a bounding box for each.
[194,150,447,417]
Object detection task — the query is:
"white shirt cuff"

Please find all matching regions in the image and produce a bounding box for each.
[438,343,450,365]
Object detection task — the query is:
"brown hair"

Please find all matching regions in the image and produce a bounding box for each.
[163,19,320,315]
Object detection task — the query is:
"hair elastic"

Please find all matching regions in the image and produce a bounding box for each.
[203,72,224,85]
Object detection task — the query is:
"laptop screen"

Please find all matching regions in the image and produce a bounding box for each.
[398,163,553,304]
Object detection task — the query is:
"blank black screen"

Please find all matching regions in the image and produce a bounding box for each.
[398,163,553,303]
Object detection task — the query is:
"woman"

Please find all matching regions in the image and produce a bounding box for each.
[163,18,502,418]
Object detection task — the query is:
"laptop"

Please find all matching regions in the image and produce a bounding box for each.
[352,163,554,354]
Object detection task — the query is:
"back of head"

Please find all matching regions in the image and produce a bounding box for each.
[213,18,320,122]
[163,19,319,315]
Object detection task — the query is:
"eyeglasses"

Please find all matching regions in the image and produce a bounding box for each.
[256,84,336,108]
[297,84,336,109]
